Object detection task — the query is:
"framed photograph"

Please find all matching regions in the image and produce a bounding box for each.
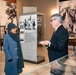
[59,0,76,37]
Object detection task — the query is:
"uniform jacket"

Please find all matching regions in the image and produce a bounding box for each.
[48,25,68,62]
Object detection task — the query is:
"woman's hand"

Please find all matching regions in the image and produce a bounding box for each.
[8,59,12,62]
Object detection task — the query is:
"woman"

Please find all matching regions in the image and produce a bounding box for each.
[3,23,24,75]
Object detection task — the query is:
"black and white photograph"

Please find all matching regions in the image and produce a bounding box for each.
[59,0,76,36]
[19,14,37,30]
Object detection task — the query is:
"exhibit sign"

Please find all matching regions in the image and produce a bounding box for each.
[19,14,37,61]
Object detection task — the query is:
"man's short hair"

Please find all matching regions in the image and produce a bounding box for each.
[51,13,63,23]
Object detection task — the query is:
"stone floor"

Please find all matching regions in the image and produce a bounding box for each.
[0,51,47,75]
[0,49,76,75]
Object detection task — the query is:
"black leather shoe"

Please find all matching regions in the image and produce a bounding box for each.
[50,69,64,75]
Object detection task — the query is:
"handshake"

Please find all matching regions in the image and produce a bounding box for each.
[39,40,51,47]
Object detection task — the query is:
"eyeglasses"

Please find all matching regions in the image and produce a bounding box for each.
[50,18,56,22]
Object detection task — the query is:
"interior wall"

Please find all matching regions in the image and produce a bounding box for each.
[17,0,30,18]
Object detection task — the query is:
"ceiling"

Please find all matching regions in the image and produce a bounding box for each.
[59,0,69,2]
[4,0,69,3]
[4,0,16,3]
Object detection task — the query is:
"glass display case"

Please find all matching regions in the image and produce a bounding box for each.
[19,12,45,63]
[24,51,76,75]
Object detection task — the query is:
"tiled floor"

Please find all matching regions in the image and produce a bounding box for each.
[0,49,75,75]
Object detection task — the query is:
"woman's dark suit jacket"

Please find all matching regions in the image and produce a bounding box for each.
[48,25,68,62]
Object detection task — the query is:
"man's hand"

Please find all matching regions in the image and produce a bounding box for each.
[39,40,50,46]
[51,61,61,70]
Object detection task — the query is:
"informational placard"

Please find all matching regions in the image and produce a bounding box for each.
[19,14,37,61]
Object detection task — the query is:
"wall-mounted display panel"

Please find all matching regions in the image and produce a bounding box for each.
[59,0,76,37]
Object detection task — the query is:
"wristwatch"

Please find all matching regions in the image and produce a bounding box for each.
[45,42,51,47]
